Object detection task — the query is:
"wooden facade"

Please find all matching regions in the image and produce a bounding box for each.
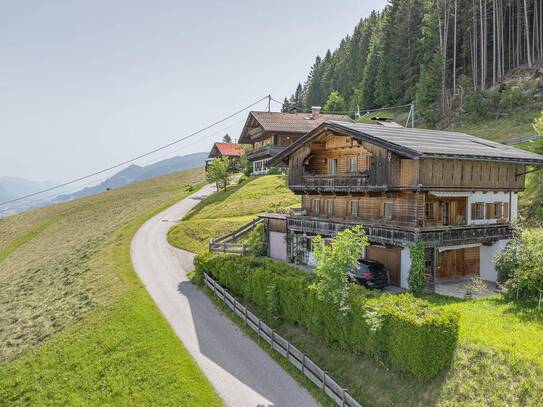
[271,122,543,286]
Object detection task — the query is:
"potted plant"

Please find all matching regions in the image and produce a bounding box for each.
[464,276,487,299]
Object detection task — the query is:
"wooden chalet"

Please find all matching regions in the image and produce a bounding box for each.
[268,121,543,289]
[206,142,245,172]
[238,108,353,175]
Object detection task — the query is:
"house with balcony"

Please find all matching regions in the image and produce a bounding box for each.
[238,108,352,175]
[267,121,543,289]
[205,142,245,173]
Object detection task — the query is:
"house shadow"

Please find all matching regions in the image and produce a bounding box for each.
[175,279,305,406]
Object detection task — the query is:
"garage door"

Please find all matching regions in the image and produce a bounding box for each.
[365,245,401,286]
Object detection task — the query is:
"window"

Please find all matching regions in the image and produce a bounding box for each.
[495,202,504,218]
[425,203,434,218]
[347,156,358,172]
[313,199,321,214]
[326,199,334,216]
[329,158,338,175]
[383,202,393,219]
[350,200,358,216]
[473,202,485,220]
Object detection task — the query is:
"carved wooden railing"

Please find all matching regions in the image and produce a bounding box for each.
[291,174,387,193]
[246,146,285,160]
[287,216,511,247]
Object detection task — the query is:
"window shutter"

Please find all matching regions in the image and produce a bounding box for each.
[471,203,476,220]
[503,202,509,219]
[379,201,384,217]
[485,203,492,219]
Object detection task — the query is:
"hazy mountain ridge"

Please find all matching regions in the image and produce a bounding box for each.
[1,152,207,216]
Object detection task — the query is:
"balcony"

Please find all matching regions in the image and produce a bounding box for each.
[290,173,387,193]
[286,215,511,247]
[246,146,285,161]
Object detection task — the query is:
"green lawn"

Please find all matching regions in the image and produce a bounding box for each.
[168,175,298,254]
[0,168,222,406]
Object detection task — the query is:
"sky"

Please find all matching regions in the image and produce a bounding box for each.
[0,0,387,185]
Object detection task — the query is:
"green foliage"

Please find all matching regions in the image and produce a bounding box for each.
[266,167,281,175]
[222,133,232,143]
[323,90,345,112]
[206,157,231,191]
[311,226,367,315]
[237,174,248,184]
[195,255,459,378]
[408,241,427,295]
[497,227,543,300]
[245,223,266,256]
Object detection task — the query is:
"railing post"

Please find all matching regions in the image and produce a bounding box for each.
[302,353,305,374]
[322,371,327,390]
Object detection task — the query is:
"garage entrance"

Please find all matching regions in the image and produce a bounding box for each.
[437,246,480,278]
[365,245,401,286]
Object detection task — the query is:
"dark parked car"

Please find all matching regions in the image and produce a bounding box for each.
[348,259,389,289]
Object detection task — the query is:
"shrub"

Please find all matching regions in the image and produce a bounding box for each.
[266,167,281,175]
[237,174,248,184]
[408,241,427,295]
[195,255,459,378]
[245,223,267,256]
[497,227,543,299]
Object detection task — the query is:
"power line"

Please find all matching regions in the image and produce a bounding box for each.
[0,95,270,207]
[270,96,412,115]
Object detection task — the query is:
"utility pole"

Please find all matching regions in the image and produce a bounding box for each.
[411,102,416,128]
[355,105,361,120]
[267,94,271,112]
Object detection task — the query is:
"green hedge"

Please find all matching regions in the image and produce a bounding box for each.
[195,255,459,379]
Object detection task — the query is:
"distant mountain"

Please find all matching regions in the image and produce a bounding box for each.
[53,152,207,202]
[0,177,57,202]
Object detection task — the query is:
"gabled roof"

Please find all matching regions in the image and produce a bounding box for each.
[209,142,244,158]
[270,121,543,166]
[238,111,353,143]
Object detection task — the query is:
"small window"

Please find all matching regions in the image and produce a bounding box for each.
[350,200,359,216]
[326,199,334,216]
[383,202,393,219]
[347,156,358,172]
[313,199,321,214]
[474,202,485,220]
[425,203,434,218]
[329,158,338,175]
[495,202,503,218]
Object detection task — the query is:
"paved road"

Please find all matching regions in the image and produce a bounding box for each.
[131,185,318,407]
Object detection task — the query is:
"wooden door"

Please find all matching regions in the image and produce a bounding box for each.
[365,246,401,286]
[437,249,466,278]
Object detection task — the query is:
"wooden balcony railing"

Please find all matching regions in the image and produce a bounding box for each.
[246,146,285,161]
[286,215,511,247]
[291,174,387,193]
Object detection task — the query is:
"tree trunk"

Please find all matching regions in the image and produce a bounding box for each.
[453,0,457,94]
[524,0,533,67]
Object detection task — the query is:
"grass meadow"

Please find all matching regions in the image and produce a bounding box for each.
[0,168,222,406]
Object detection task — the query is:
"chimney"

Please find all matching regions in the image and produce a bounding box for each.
[311,106,321,119]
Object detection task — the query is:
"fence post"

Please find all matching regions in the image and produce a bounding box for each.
[302,354,305,374]
[342,389,346,406]
[257,319,261,338]
[286,341,290,361]
[322,371,327,390]
[244,306,248,324]
[271,331,274,349]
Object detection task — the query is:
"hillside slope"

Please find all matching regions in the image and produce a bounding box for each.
[0,168,221,405]
[168,175,298,254]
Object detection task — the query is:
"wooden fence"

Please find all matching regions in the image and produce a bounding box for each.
[209,217,263,254]
[203,272,362,407]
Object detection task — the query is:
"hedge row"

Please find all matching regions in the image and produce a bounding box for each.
[194,254,459,379]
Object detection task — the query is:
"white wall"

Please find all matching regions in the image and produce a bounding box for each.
[269,231,287,260]
[480,239,509,282]
[400,246,412,289]
[467,191,518,225]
